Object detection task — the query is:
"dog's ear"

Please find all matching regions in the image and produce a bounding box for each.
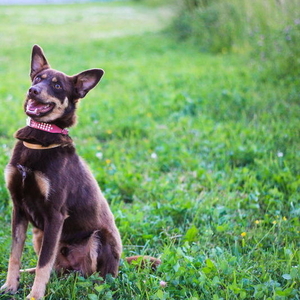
[72,69,104,99]
[30,45,50,80]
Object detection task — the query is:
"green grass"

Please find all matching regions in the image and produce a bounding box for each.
[0,1,299,299]
[170,0,300,81]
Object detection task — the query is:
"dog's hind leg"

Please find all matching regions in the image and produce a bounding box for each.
[32,227,44,255]
[19,228,43,275]
[81,230,100,275]
[96,228,122,278]
[55,231,100,276]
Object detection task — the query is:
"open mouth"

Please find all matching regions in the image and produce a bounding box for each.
[26,99,54,117]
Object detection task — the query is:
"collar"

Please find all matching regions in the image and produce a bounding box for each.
[23,141,61,150]
[27,117,69,135]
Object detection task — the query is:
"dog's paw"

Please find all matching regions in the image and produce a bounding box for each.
[26,289,45,300]
[26,293,43,300]
[0,281,18,294]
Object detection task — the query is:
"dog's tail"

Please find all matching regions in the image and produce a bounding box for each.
[19,256,161,275]
[20,267,36,274]
[125,255,161,269]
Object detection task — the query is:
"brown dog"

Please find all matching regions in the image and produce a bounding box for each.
[0,45,125,299]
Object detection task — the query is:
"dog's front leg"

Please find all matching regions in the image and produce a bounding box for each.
[1,207,28,294]
[27,212,64,300]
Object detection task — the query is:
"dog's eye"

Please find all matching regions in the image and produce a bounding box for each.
[35,76,41,83]
[54,83,62,89]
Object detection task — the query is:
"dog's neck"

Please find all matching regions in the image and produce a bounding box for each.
[14,118,73,148]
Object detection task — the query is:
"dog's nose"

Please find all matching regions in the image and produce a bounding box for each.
[28,86,41,96]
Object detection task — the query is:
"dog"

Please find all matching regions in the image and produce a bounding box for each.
[0,45,160,299]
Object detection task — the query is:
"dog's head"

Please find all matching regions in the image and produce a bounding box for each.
[25,45,104,128]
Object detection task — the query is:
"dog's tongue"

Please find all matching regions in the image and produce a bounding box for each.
[26,99,53,116]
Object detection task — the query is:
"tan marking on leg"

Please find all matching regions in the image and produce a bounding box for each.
[26,265,51,299]
[89,232,100,274]
[34,171,51,199]
[32,228,44,255]
[1,220,28,293]
[4,164,17,188]
[0,257,21,293]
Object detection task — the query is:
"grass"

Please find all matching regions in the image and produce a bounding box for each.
[170,0,300,81]
[0,1,299,299]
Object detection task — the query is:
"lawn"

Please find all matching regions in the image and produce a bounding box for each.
[0,1,299,299]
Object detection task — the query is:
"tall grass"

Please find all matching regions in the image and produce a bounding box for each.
[171,0,300,80]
